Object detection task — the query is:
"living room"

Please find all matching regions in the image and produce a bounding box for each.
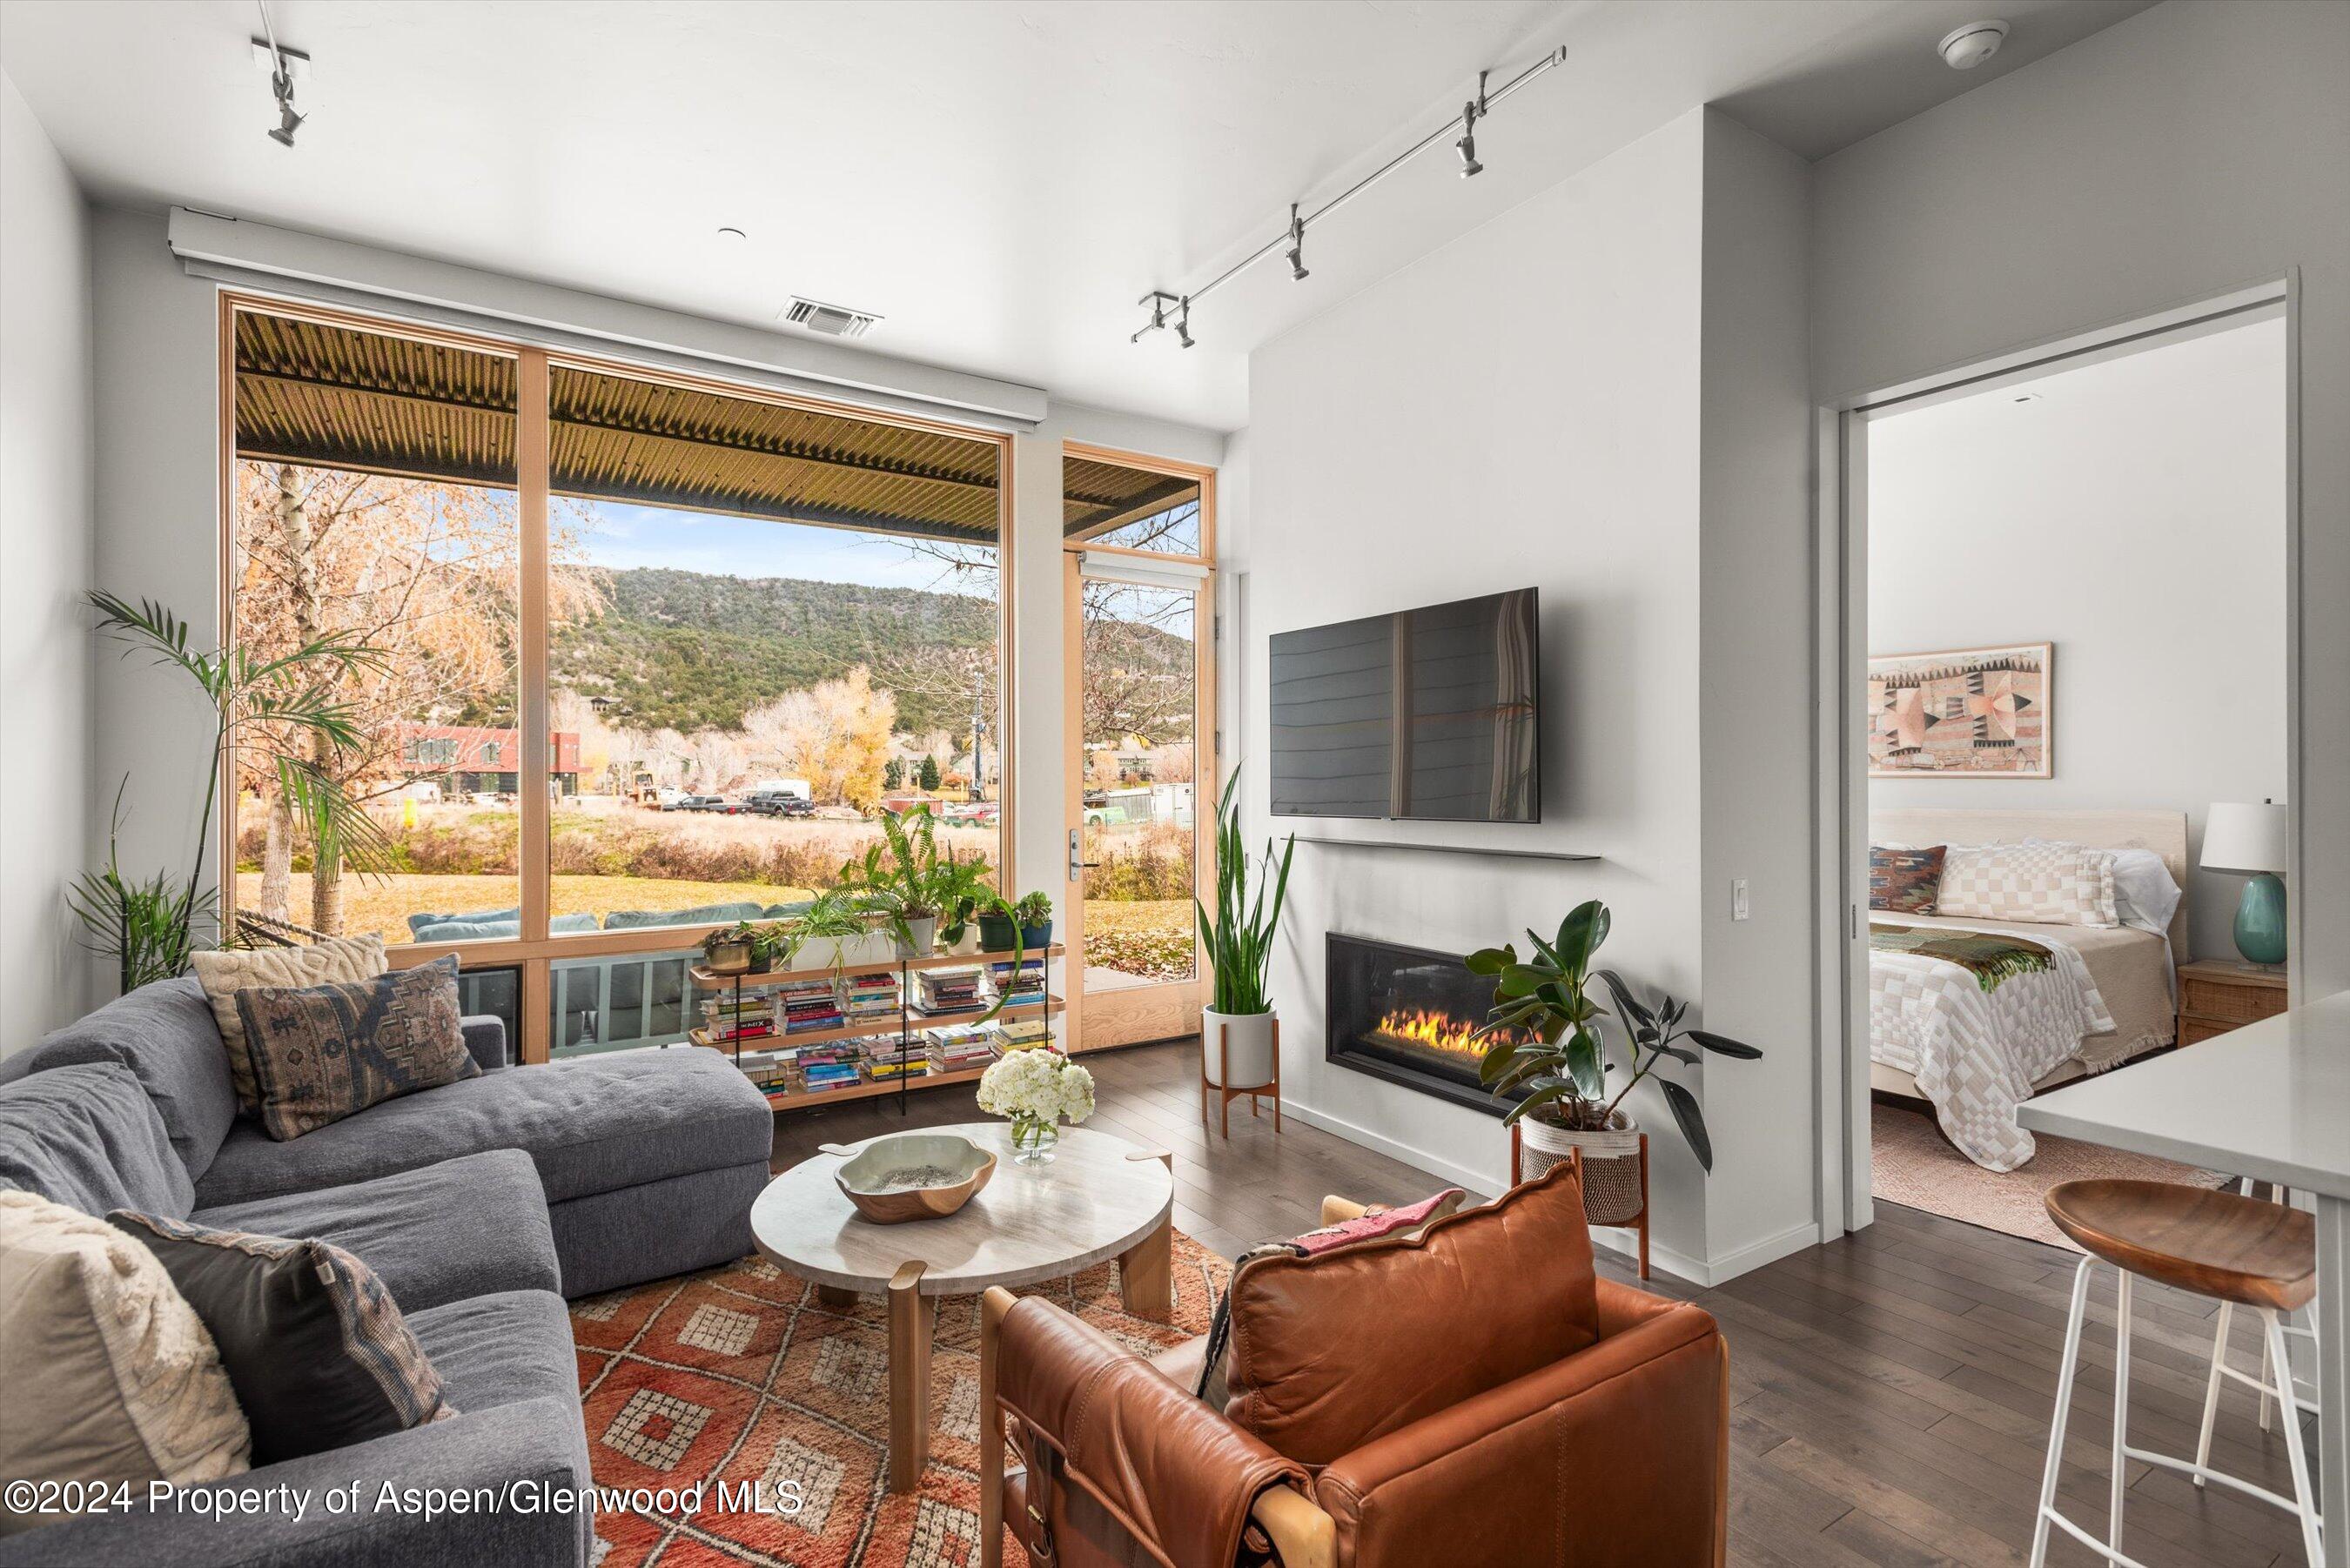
[3,3,2347,1566]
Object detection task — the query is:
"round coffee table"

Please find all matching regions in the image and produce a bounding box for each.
[749,1122,1175,1492]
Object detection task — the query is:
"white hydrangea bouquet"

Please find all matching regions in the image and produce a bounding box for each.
[977,1047,1095,1165]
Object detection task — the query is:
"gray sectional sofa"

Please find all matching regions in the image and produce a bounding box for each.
[0,975,776,1567]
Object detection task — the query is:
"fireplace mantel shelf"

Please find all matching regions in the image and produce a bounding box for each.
[1293,836,1598,865]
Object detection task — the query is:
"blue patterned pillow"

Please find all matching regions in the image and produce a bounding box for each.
[234,956,477,1141]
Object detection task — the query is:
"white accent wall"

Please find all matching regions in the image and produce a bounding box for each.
[1229,109,1818,1284]
[1815,0,2350,998]
[1,71,97,1049]
[1866,318,2290,962]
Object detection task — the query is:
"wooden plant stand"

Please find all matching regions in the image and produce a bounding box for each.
[1201,1016,1282,1138]
[1511,1122,1651,1279]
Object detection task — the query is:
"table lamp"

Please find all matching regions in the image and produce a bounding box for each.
[2200,801,2289,966]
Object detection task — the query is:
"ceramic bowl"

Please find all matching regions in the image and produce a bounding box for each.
[824,1133,996,1223]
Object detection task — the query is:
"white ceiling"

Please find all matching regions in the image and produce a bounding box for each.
[1,0,2152,432]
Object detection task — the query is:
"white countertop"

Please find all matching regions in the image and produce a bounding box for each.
[2018,988,2350,1200]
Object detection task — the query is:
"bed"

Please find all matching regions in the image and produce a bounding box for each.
[1868,808,2186,1170]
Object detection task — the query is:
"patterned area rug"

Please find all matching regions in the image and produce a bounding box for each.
[1871,1101,2229,1250]
[572,1232,1228,1567]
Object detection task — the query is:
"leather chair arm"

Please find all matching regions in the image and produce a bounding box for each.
[997,1295,1310,1568]
[1313,1299,1728,1567]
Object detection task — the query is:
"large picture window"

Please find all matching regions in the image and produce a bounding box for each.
[224,299,1010,1059]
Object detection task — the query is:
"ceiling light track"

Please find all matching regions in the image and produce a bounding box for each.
[1128,45,1566,346]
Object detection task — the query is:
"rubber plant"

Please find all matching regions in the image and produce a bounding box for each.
[1469,899,1762,1171]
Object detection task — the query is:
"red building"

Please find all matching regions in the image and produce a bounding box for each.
[398,726,581,795]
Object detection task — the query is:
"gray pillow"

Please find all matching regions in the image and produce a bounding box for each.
[14,978,239,1180]
[235,957,479,1142]
[0,1061,195,1219]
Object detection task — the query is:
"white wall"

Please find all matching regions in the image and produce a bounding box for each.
[1232,109,1817,1283]
[1815,0,2350,997]
[1,71,97,1049]
[1867,318,2289,961]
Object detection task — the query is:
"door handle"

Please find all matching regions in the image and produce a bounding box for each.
[1068,828,1101,881]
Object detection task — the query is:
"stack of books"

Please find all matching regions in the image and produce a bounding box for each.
[997,1016,1056,1053]
[775,975,845,1036]
[842,970,901,1023]
[794,1042,859,1092]
[987,957,1046,1008]
[860,1035,925,1082]
[912,965,984,1017]
[923,1022,999,1074]
[735,1046,793,1095]
[702,994,776,1043]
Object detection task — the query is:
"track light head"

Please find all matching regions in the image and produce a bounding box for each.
[1176,297,1195,349]
[1455,129,1481,178]
[269,78,305,147]
[1286,204,1310,282]
[1457,76,1488,178]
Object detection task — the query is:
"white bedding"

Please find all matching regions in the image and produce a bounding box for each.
[1869,919,2117,1171]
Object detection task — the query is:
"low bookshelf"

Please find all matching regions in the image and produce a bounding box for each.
[682,945,1066,1113]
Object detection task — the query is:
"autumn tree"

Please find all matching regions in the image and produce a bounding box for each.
[685,728,745,793]
[741,667,896,809]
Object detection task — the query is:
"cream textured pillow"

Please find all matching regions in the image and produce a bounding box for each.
[1937,842,2119,927]
[0,1191,249,1535]
[191,935,386,1114]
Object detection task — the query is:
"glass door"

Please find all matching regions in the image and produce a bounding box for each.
[1060,449,1213,1050]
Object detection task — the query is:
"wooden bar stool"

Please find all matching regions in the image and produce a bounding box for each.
[2030,1178,2325,1568]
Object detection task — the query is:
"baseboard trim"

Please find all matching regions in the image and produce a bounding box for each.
[1654,1221,1824,1288]
[1277,1099,1501,1197]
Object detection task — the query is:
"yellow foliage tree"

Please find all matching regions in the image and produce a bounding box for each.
[740,667,896,810]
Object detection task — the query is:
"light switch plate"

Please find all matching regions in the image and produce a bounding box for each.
[1732,879,1750,921]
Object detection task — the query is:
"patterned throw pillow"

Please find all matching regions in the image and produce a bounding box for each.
[192,935,387,1115]
[1936,842,2119,927]
[234,956,477,1141]
[107,1210,454,1466]
[1869,845,1946,913]
[0,1192,249,1533]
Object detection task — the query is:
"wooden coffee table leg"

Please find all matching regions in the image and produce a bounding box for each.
[815,1284,858,1310]
[1118,1216,1173,1322]
[886,1260,933,1492]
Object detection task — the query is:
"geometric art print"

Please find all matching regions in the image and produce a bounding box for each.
[1868,642,2051,778]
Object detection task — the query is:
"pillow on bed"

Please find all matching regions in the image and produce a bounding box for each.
[1937,842,2118,928]
[2025,840,2181,938]
[1869,845,1946,913]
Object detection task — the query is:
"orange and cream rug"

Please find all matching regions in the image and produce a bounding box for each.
[572,1233,1227,1568]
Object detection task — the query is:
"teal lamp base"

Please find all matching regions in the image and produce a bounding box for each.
[2232,872,2287,967]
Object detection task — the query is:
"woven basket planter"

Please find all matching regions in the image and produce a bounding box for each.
[1518,1109,1645,1226]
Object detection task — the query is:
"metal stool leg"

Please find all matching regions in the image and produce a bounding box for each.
[2196,1300,2235,1487]
[2110,1270,2133,1555]
[2031,1256,2098,1568]
[2259,1308,2326,1568]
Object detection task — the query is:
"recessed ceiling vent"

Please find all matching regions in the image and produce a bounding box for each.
[782,297,882,338]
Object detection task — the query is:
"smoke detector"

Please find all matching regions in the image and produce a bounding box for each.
[1937,19,2010,70]
[782,297,882,338]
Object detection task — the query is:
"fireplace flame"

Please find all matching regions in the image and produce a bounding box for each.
[1366,1006,1494,1062]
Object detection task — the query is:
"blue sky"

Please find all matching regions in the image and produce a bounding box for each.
[567,500,997,597]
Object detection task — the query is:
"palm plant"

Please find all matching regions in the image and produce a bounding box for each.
[77,592,397,988]
[1196,767,1295,1015]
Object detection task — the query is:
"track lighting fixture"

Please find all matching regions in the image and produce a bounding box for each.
[1126,48,1566,345]
[257,2,304,148]
[1456,71,1488,178]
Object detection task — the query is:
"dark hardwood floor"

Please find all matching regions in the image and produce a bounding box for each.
[769,1040,2319,1568]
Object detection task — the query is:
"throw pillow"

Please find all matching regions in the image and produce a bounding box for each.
[1192,1189,1467,1410]
[0,1192,248,1535]
[191,935,386,1115]
[1869,844,1947,914]
[108,1210,454,1465]
[235,956,477,1141]
[1937,842,2119,927]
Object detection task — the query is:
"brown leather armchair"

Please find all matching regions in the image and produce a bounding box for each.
[977,1163,1729,1568]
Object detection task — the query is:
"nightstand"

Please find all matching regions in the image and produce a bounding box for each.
[2174,958,2287,1046]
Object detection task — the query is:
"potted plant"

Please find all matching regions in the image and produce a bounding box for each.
[843,806,1001,957]
[1469,900,1762,1224]
[1196,768,1295,1091]
[786,888,894,973]
[1013,890,1054,952]
[976,1045,1096,1166]
[702,921,755,975]
[976,898,1021,955]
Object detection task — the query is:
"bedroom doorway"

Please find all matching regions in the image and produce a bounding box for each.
[1823,285,2298,1243]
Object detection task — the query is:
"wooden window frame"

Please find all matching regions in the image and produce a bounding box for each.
[216,289,1017,1062]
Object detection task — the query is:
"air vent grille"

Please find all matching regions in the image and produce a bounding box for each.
[783,297,881,338]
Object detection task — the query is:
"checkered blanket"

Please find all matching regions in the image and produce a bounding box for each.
[1870,920,2115,1171]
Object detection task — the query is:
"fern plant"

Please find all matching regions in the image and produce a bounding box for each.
[1196,768,1294,1015]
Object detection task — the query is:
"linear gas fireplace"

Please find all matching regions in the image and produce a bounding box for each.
[1325,933,1533,1116]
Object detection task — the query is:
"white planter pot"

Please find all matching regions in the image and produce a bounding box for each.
[787,932,896,973]
[1518,1109,1645,1225]
[896,915,939,958]
[1201,1007,1278,1088]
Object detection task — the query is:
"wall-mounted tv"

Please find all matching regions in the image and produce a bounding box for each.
[1269,587,1539,822]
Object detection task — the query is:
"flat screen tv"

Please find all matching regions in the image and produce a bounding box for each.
[1269,587,1539,822]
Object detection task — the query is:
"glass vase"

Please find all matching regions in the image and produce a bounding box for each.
[1010,1115,1060,1166]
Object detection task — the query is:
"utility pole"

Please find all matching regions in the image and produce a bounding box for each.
[969,659,987,803]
